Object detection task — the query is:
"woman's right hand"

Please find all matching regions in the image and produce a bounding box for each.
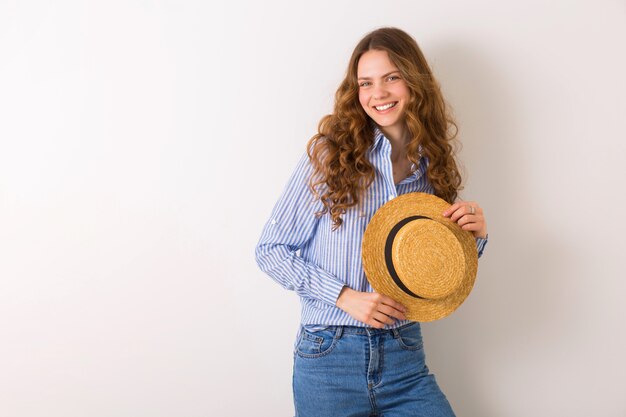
[335,287,408,328]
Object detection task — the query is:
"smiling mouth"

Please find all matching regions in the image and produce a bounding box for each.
[373,102,398,111]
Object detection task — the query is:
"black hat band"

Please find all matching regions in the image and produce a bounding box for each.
[384,215,431,299]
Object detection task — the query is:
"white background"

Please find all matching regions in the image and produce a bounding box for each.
[1,1,625,416]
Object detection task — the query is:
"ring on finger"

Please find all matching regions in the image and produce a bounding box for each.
[468,205,475,215]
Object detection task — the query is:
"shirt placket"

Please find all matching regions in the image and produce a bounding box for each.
[379,140,398,204]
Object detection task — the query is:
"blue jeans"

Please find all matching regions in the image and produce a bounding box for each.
[292,322,455,417]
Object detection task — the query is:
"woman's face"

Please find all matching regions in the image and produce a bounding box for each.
[357,49,410,139]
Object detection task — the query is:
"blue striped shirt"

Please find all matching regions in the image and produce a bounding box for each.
[255,128,488,334]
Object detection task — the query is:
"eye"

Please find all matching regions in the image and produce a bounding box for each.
[359,81,371,87]
[387,75,400,81]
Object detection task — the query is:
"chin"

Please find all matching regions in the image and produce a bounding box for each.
[372,118,401,128]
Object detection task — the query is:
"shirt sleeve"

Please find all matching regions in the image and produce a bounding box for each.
[475,234,488,258]
[255,150,346,306]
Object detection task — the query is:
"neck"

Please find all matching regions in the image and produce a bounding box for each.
[380,125,411,162]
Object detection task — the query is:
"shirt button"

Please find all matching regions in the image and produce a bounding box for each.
[271,219,277,225]
[388,195,394,201]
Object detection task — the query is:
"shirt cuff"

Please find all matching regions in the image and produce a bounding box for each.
[318,273,346,307]
[475,234,489,258]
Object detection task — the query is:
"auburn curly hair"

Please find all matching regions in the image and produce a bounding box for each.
[306,27,463,231]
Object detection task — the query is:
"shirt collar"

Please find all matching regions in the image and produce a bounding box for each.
[371,125,423,155]
[371,125,386,153]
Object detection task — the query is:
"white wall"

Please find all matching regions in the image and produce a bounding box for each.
[1,1,625,416]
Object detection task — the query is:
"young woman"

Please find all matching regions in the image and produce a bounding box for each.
[255,27,488,417]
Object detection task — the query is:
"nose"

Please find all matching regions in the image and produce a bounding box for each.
[372,83,389,101]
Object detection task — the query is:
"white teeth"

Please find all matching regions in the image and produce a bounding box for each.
[375,102,397,111]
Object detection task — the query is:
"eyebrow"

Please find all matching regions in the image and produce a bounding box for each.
[357,71,401,81]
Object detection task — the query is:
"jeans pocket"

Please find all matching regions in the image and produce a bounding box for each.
[394,322,424,351]
[295,328,339,359]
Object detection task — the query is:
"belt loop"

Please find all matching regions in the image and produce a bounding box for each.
[391,327,400,339]
[334,326,343,340]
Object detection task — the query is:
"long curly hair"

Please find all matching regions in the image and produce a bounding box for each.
[307,27,463,230]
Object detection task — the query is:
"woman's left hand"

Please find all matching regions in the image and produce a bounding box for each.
[442,201,488,239]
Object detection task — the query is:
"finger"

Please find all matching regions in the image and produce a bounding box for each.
[442,201,463,217]
[372,312,396,326]
[366,313,389,329]
[446,206,464,222]
[461,222,482,232]
[379,295,408,314]
[467,202,483,214]
[456,214,481,227]
[370,318,386,329]
[449,205,476,222]
[378,303,407,320]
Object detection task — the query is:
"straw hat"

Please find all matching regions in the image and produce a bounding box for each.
[362,192,478,322]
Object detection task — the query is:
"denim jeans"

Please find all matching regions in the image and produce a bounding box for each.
[292,322,455,417]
